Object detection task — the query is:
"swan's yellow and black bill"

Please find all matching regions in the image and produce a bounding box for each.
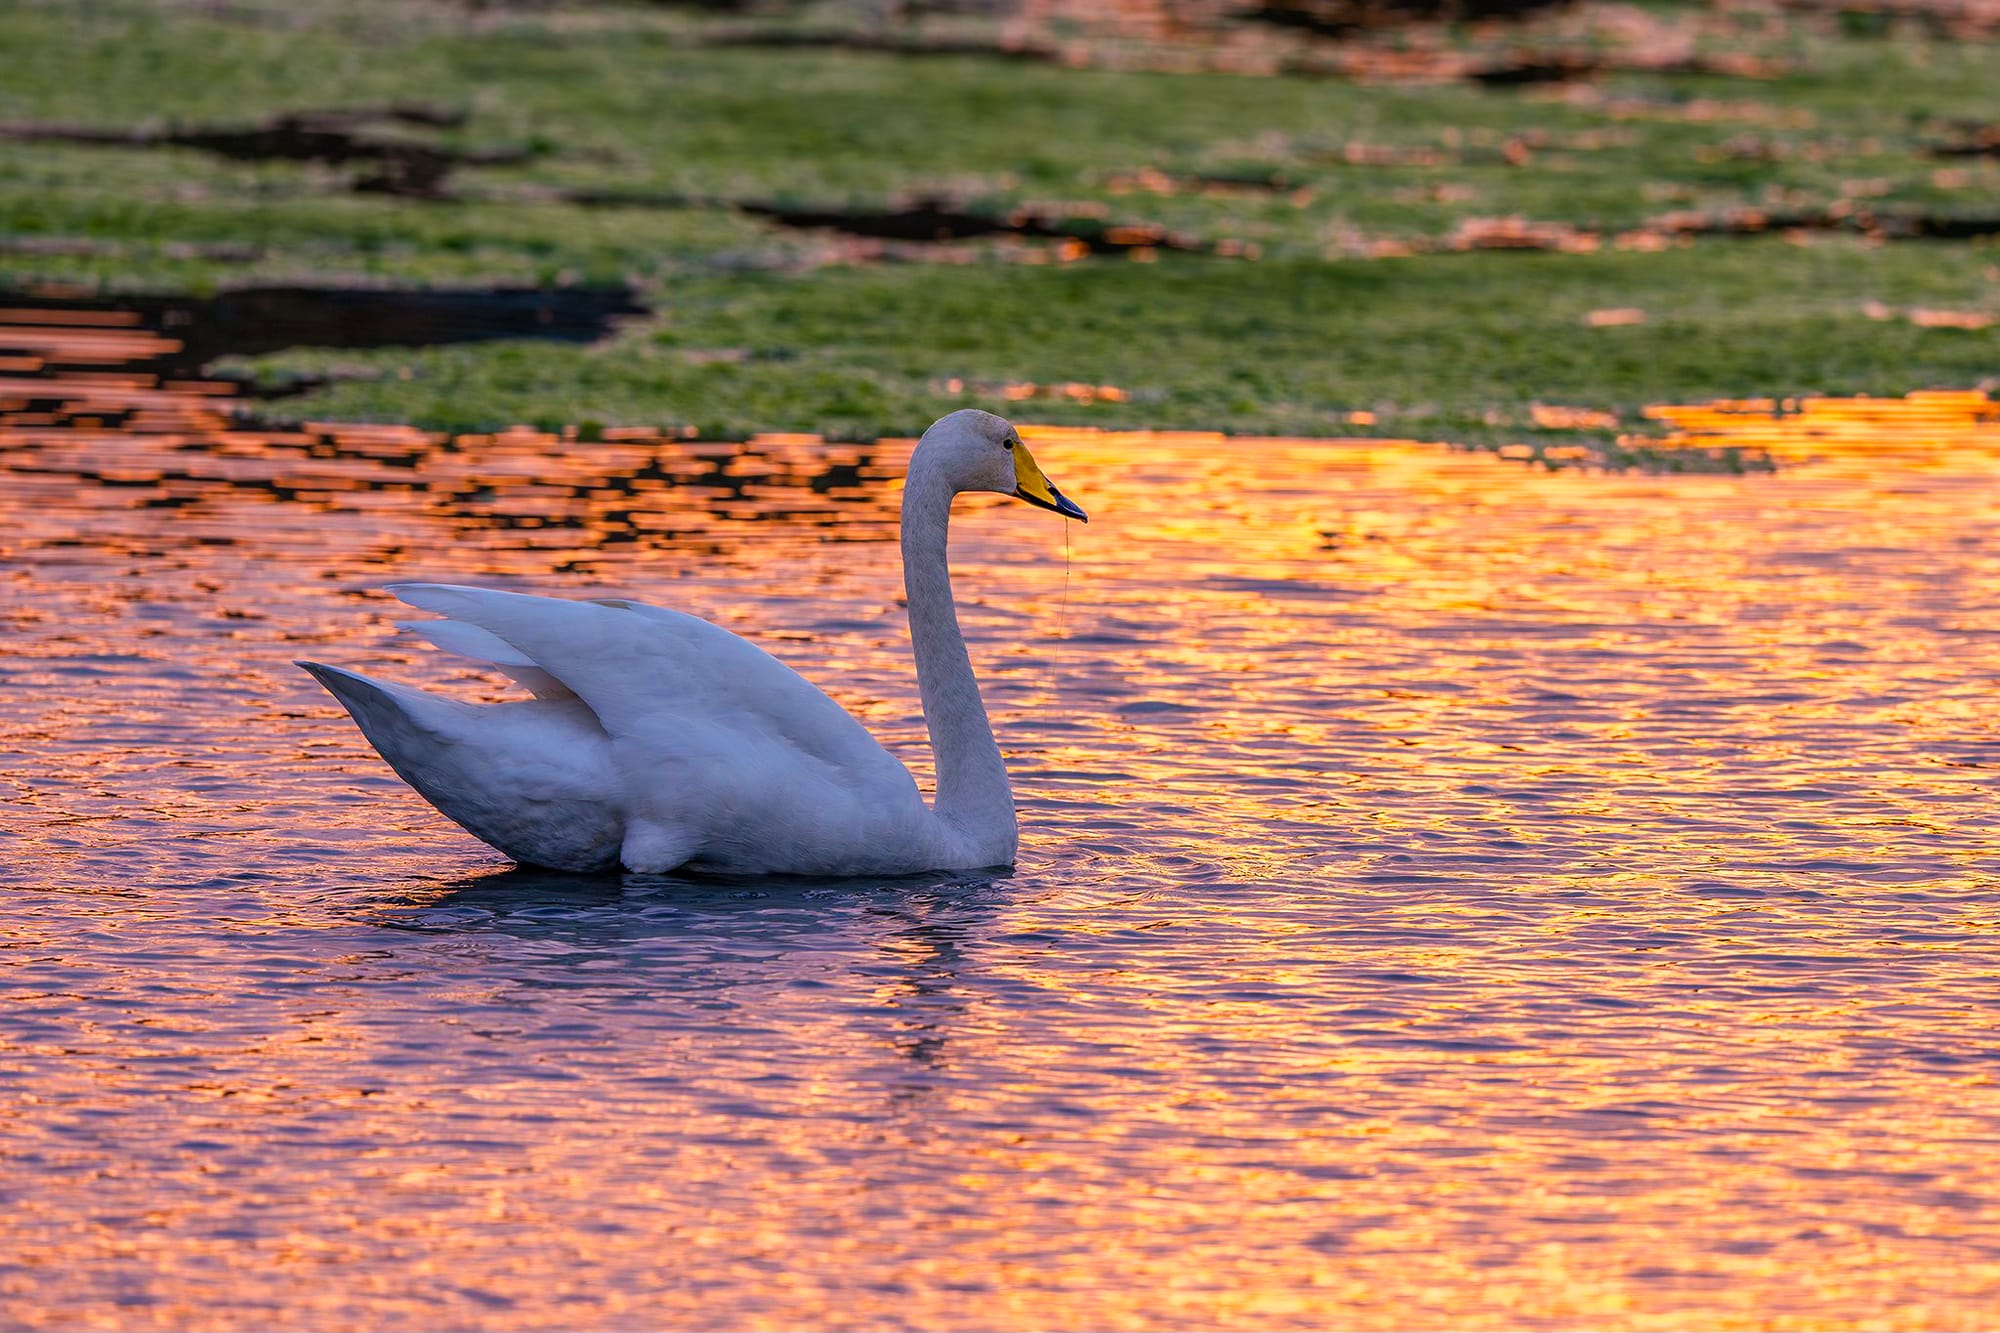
[1012,440,1088,522]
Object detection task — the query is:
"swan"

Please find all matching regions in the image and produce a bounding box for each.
[296,409,1087,876]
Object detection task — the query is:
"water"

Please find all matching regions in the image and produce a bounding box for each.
[5,317,2000,1328]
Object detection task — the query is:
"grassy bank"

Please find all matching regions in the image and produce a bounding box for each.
[2,0,1996,444]
[236,242,2000,443]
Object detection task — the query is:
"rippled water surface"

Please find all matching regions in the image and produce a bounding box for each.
[5,314,2000,1330]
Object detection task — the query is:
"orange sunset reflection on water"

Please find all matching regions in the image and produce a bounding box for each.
[5,329,2000,1329]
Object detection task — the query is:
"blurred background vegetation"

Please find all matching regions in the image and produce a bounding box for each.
[1,0,1996,450]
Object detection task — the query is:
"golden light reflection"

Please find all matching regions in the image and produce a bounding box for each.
[5,315,2000,1330]
[1646,390,2000,466]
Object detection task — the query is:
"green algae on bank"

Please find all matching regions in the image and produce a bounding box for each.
[7,0,2000,275]
[3,0,1999,453]
[223,241,2000,450]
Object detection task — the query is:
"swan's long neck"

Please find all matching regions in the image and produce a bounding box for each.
[901,458,1016,861]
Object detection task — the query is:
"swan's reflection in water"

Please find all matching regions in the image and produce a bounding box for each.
[6,387,2000,1329]
[378,863,1003,1088]
[387,864,1011,936]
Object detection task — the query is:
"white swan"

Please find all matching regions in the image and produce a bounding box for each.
[297,409,1087,876]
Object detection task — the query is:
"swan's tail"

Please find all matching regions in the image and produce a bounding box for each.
[295,660,625,873]
[296,660,448,753]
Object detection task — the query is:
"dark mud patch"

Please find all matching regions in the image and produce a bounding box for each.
[1467,53,1604,85]
[1409,203,2000,256]
[1648,205,2000,241]
[0,284,644,383]
[0,106,535,199]
[1246,0,1574,38]
[558,190,1215,256]
[1930,124,2000,158]
[734,198,1208,255]
[1274,43,1782,85]
[1320,199,2000,259]
[1465,50,1782,85]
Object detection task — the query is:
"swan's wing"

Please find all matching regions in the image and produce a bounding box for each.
[383,583,902,778]
[397,618,577,701]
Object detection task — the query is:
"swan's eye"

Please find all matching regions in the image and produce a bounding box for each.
[1004,440,1015,451]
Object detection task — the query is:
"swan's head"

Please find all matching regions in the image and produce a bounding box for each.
[918,409,1088,522]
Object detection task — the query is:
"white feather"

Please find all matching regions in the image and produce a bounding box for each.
[397,619,577,701]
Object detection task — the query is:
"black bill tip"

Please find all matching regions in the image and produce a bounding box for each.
[1021,485,1088,523]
